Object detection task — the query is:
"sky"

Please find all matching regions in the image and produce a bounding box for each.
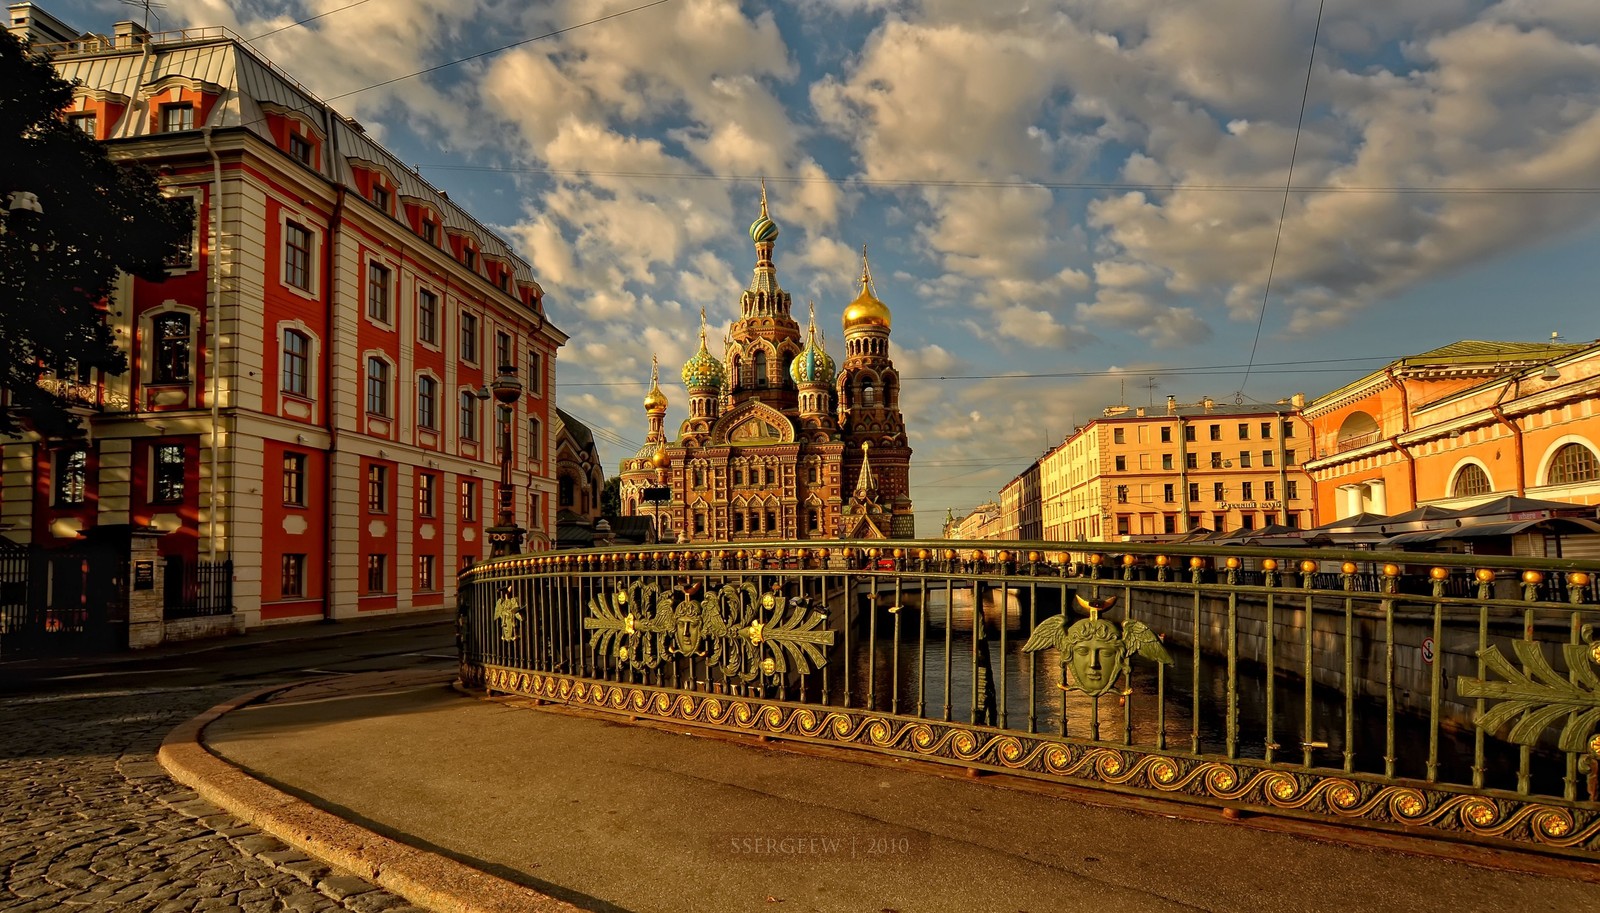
[51,0,1600,533]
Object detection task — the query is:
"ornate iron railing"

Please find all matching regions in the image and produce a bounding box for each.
[457,540,1600,860]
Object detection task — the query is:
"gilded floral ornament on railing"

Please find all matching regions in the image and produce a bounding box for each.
[583,581,833,681]
[1023,594,1172,697]
[1456,628,1600,758]
[493,587,522,642]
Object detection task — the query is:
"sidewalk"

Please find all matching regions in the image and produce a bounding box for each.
[0,609,454,680]
[190,670,1600,913]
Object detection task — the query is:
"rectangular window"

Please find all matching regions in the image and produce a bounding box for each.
[1185,452,1197,470]
[1116,516,1130,536]
[1164,515,1176,534]
[1113,428,1125,444]
[1114,455,1126,471]
[1184,425,1196,442]
[161,103,193,132]
[529,492,540,528]
[289,133,312,165]
[1161,454,1173,470]
[733,468,744,485]
[1116,485,1128,503]
[463,248,476,271]
[1262,450,1274,467]
[366,358,389,416]
[528,417,541,461]
[367,262,391,322]
[766,510,776,532]
[1238,423,1249,439]
[1241,514,1255,530]
[418,290,438,344]
[281,554,306,598]
[694,513,706,534]
[1265,481,1276,500]
[283,453,306,505]
[1283,420,1295,438]
[367,464,388,513]
[1214,513,1227,530]
[152,313,190,384]
[69,113,96,136]
[1213,482,1225,502]
[1286,449,1297,466]
[1163,483,1175,502]
[417,375,437,430]
[1239,451,1252,468]
[461,480,477,522]
[459,313,479,362]
[282,330,309,397]
[459,391,478,441]
[418,473,437,518]
[1209,424,1221,441]
[1261,422,1273,439]
[528,349,542,394]
[153,444,185,503]
[1242,481,1254,500]
[372,185,391,213]
[418,554,436,591]
[1188,482,1200,502]
[366,554,387,593]
[496,331,512,371]
[733,512,744,533]
[422,220,437,244]
[284,222,312,290]
[1286,480,1299,501]
[1160,426,1171,443]
[55,447,88,506]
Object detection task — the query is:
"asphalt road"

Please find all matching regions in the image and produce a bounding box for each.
[0,620,455,913]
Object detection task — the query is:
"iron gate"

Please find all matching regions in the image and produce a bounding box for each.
[0,543,128,657]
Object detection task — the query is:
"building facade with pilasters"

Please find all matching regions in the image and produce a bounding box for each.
[2,10,564,629]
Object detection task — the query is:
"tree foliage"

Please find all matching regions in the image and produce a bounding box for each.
[0,29,193,436]
[601,476,622,517]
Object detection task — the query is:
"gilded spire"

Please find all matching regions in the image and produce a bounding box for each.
[860,244,873,295]
[760,177,769,219]
[644,354,668,412]
[854,441,877,498]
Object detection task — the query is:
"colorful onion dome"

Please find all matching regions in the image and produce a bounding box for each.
[681,308,726,390]
[842,245,891,332]
[748,179,779,246]
[790,302,836,386]
[643,355,668,412]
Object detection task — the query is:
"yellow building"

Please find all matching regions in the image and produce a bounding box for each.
[1040,396,1315,541]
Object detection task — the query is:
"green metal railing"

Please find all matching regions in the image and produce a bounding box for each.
[457,539,1600,859]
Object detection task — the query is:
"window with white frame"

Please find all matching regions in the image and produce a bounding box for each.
[1547,443,1599,485]
[151,313,191,384]
[366,357,390,416]
[160,102,193,132]
[282,329,310,397]
[1453,463,1492,497]
[284,221,313,291]
[459,390,478,441]
[367,262,391,323]
[417,289,438,345]
[459,313,479,363]
[417,375,437,430]
[152,444,185,504]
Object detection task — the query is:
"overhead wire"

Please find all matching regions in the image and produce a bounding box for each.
[246,0,377,41]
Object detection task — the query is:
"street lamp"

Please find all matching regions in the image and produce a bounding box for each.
[486,364,524,557]
[648,445,671,543]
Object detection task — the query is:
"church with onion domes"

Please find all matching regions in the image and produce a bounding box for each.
[617,188,914,542]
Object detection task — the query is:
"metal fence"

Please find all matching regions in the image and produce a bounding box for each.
[163,557,234,620]
[457,540,1600,860]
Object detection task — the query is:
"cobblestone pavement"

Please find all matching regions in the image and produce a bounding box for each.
[0,622,453,913]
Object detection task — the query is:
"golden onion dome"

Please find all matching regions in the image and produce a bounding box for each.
[650,446,671,469]
[842,245,890,332]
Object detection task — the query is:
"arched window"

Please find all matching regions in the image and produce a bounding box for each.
[559,476,575,508]
[282,330,310,396]
[459,390,479,441]
[365,357,389,416]
[1548,443,1599,484]
[862,383,876,407]
[753,350,769,387]
[153,313,191,384]
[1452,463,1492,497]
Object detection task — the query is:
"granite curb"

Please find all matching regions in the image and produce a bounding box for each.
[157,676,583,913]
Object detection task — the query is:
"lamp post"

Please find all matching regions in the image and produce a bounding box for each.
[486,364,524,557]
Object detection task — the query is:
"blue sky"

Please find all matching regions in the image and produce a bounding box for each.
[52,0,1600,532]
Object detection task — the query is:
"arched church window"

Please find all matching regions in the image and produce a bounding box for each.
[862,383,876,406]
[753,350,769,387]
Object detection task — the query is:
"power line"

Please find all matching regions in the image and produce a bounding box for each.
[416,163,1600,196]
[1237,0,1325,398]
[323,0,677,102]
[246,0,377,41]
[554,354,1402,389]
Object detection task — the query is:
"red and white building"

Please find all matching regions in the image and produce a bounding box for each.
[2,7,565,628]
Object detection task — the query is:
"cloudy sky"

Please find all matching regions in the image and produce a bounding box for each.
[57,0,1600,532]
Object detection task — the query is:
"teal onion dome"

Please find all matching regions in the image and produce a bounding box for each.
[681,336,725,390]
[749,180,779,245]
[790,335,835,386]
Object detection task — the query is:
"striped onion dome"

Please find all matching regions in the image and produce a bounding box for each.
[749,180,779,245]
[790,306,835,386]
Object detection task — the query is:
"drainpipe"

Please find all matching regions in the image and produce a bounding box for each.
[202,127,223,562]
[1489,372,1527,497]
[1175,416,1190,532]
[323,184,347,619]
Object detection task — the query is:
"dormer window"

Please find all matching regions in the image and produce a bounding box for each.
[372,185,391,213]
[69,113,96,137]
[463,248,476,271]
[497,272,510,292]
[161,103,194,132]
[290,133,312,165]
[422,220,436,244]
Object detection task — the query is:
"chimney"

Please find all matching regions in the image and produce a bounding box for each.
[1292,392,1306,409]
[112,19,148,49]
[1202,396,1215,412]
[1135,407,1146,417]
[1166,394,1177,415]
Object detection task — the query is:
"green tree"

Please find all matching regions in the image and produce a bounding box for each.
[601,476,622,517]
[0,29,192,436]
